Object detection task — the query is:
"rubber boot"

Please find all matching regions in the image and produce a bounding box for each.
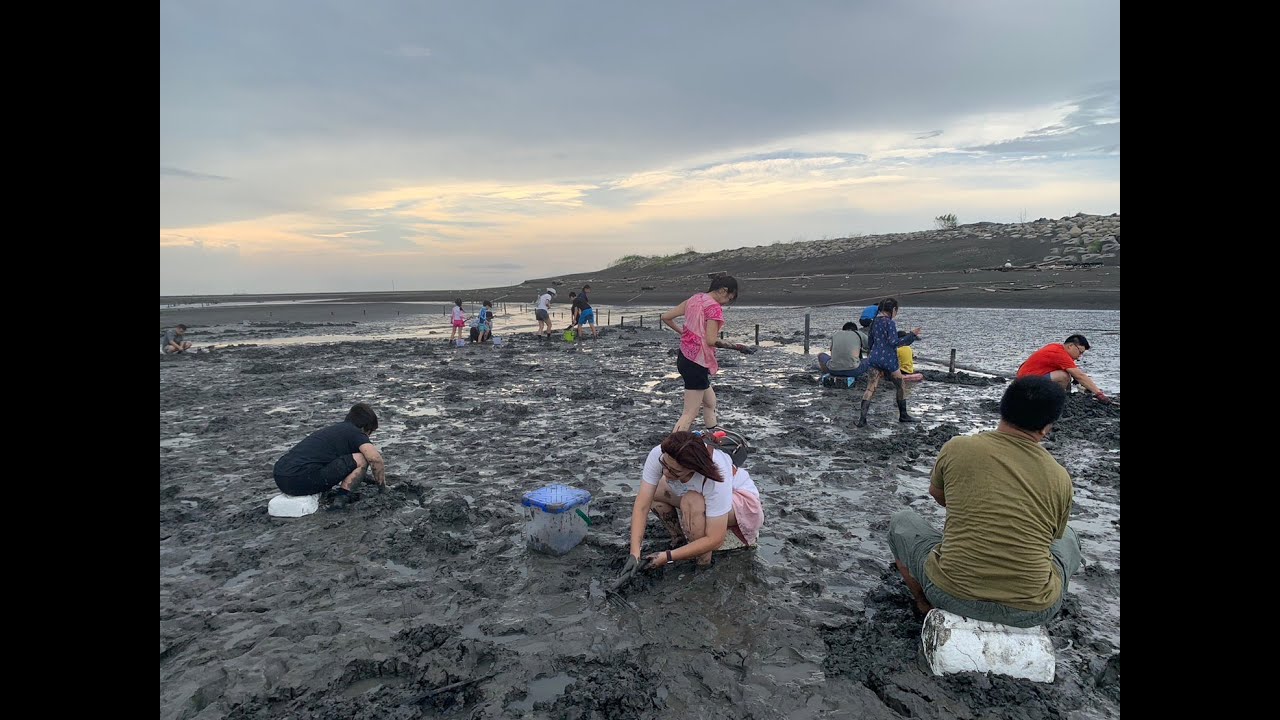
[898,399,919,423]
[856,399,870,427]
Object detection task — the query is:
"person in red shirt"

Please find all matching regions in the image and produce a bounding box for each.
[1017,334,1111,404]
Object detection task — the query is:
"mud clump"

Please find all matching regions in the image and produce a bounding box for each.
[1094,652,1120,702]
[427,494,472,525]
[200,416,233,434]
[544,657,664,720]
[919,369,1005,386]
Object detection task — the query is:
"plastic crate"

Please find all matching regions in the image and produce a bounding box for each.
[521,484,592,555]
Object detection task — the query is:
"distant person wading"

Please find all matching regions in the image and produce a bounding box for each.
[534,288,557,338]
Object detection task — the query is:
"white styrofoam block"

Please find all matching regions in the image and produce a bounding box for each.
[268,493,321,518]
[921,609,1056,683]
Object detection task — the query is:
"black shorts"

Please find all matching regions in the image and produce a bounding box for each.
[677,351,712,391]
[274,454,358,496]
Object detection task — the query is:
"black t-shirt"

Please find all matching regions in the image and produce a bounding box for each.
[573,293,591,311]
[273,421,370,477]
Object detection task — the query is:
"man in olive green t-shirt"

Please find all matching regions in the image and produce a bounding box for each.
[888,375,1084,627]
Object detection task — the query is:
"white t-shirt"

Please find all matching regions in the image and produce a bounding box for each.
[641,446,759,518]
[536,293,552,310]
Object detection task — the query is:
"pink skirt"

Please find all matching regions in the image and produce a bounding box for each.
[730,489,764,545]
[451,319,466,328]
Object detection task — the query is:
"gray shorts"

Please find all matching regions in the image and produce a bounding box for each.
[535,309,550,322]
[889,509,1082,627]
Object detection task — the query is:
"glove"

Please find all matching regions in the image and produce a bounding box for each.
[733,343,755,354]
[610,555,642,590]
[1094,392,1112,405]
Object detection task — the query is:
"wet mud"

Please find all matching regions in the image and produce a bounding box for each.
[161,326,1119,719]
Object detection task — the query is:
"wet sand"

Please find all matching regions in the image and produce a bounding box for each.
[159,327,1120,719]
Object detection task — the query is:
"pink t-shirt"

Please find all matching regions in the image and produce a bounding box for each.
[680,292,725,374]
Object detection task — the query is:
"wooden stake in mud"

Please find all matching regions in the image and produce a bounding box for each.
[640,315,644,328]
[607,310,610,325]
[949,349,957,377]
[804,313,811,354]
[621,316,625,327]
[755,324,759,346]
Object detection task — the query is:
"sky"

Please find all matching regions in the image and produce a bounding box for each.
[160,0,1120,296]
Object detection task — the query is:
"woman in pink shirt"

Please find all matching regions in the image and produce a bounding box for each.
[660,276,753,432]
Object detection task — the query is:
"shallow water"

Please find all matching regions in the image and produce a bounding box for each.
[195,305,1119,392]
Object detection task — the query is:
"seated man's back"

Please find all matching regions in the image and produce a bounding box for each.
[926,431,1072,611]
[827,329,864,372]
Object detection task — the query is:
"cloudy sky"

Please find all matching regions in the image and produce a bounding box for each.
[160,0,1120,295]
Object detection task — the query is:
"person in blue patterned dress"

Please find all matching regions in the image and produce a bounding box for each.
[845,298,923,427]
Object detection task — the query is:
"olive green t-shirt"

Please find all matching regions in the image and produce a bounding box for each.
[924,431,1073,611]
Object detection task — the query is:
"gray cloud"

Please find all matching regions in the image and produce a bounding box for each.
[390,46,432,58]
[965,84,1121,158]
[161,1,1118,184]
[161,166,229,181]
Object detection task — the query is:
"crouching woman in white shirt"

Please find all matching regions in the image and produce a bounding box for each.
[620,431,764,577]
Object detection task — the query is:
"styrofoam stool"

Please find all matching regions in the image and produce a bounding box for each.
[920,609,1055,683]
[268,493,321,518]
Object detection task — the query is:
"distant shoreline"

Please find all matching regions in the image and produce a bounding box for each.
[162,266,1120,320]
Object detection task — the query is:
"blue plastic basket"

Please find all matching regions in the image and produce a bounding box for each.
[521,484,592,514]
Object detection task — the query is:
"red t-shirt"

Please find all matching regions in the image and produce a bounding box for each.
[1017,343,1077,378]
